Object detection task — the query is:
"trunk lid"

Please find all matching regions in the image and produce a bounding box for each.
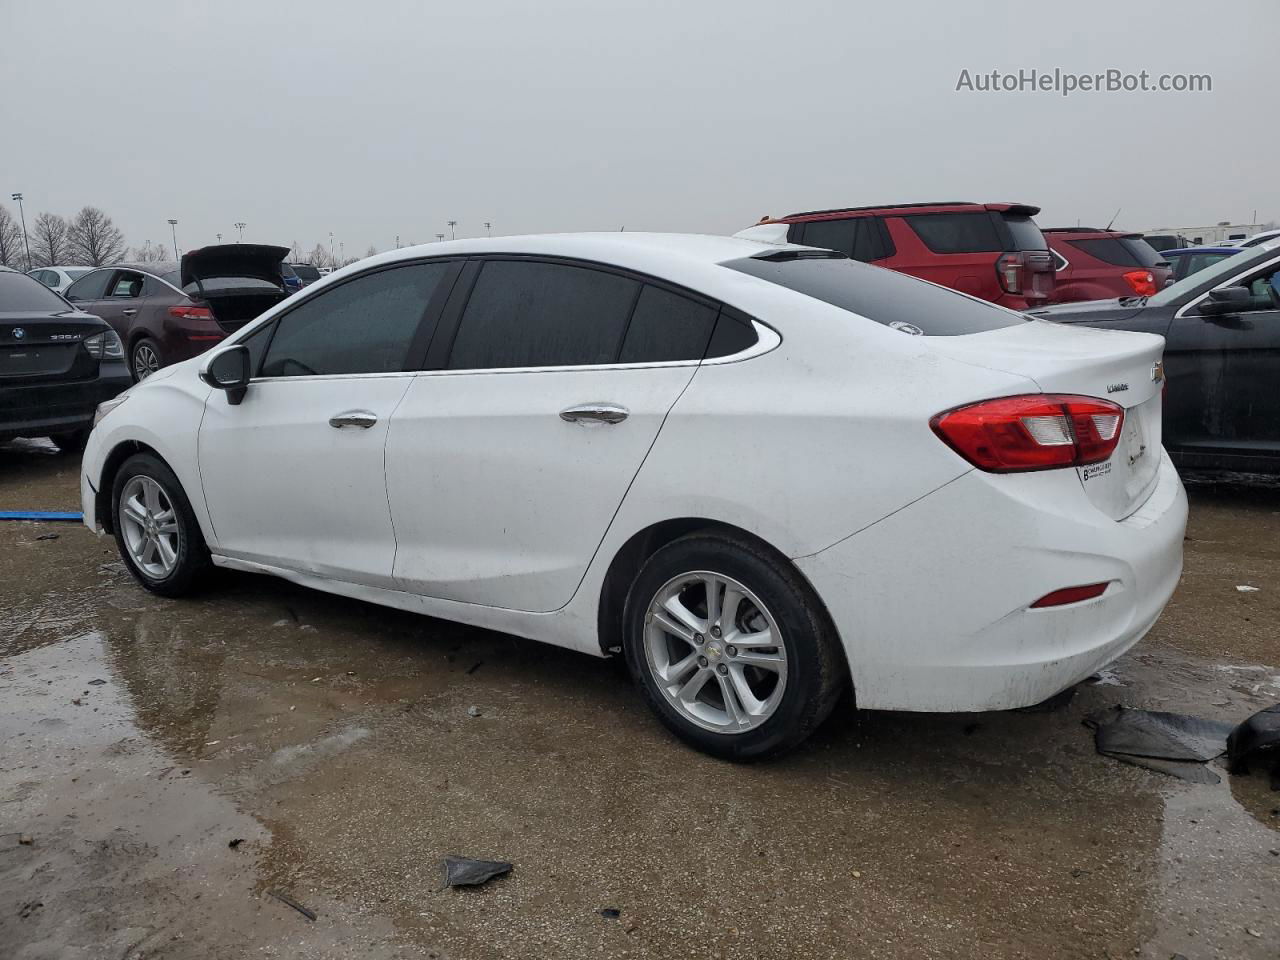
[0,312,106,383]
[931,319,1166,520]
[180,243,291,289]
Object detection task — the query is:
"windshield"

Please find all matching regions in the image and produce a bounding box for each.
[183,277,281,294]
[292,264,321,280]
[0,271,72,312]
[724,253,1029,336]
[1149,239,1280,306]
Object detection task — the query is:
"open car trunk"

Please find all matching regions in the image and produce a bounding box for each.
[180,243,291,334]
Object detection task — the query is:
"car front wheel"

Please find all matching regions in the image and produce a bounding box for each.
[623,531,846,761]
[111,453,209,596]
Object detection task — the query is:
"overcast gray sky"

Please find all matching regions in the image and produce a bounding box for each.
[2,0,1274,258]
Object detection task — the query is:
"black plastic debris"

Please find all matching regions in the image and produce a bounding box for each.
[442,856,512,888]
[600,908,622,919]
[268,889,316,921]
[1227,703,1280,789]
[1086,706,1234,784]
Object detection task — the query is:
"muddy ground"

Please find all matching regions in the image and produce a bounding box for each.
[1,438,1277,960]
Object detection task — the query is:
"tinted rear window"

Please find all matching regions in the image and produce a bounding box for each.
[0,271,71,312]
[448,260,639,369]
[904,212,1003,253]
[1002,215,1047,250]
[1069,237,1163,267]
[292,264,321,281]
[723,254,1028,336]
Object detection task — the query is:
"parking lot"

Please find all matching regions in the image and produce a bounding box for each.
[0,439,1275,960]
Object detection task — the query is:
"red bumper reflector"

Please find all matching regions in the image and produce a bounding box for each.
[1031,582,1109,608]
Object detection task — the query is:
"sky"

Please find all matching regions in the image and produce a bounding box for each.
[2,0,1274,259]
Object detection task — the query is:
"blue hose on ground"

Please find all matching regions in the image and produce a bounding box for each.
[0,511,83,521]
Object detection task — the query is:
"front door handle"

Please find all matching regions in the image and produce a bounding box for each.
[328,410,378,429]
[122,308,138,317]
[559,403,629,425]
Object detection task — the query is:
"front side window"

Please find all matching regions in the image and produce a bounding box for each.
[260,261,451,378]
[64,268,112,302]
[447,260,639,369]
[795,217,892,263]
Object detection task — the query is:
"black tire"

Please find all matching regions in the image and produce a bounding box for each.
[622,530,846,761]
[130,337,163,382]
[111,452,210,597]
[49,429,90,453]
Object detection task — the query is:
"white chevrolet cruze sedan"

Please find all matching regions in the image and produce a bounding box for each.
[82,233,1187,759]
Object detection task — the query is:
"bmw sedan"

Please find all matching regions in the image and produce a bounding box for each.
[81,233,1187,759]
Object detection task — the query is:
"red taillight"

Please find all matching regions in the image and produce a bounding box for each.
[1122,270,1157,297]
[931,394,1124,473]
[996,252,1023,294]
[1031,582,1110,608]
[168,305,215,321]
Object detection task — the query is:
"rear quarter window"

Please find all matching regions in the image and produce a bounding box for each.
[903,212,1003,254]
[723,254,1029,336]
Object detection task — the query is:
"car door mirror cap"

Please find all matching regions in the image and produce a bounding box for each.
[199,344,251,405]
[1197,285,1252,316]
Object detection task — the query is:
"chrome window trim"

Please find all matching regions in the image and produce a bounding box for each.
[1173,251,1280,320]
[245,320,779,384]
[1050,250,1069,272]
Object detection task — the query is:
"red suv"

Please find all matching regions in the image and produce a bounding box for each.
[1042,229,1172,303]
[738,201,1055,309]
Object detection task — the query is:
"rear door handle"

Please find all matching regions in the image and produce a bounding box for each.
[328,410,378,429]
[122,309,138,317]
[559,403,629,425]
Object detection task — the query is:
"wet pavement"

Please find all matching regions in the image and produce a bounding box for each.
[1,438,1277,959]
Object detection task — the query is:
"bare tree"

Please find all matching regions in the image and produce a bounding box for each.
[29,212,71,268]
[131,242,168,263]
[67,206,127,266]
[307,243,331,269]
[365,244,378,259]
[0,204,26,269]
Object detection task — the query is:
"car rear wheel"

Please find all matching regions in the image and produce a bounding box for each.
[131,338,163,382]
[111,453,209,597]
[623,531,846,761]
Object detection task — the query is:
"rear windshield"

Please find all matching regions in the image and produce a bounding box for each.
[64,267,93,281]
[1069,236,1163,267]
[182,277,281,294]
[724,253,1029,336]
[0,271,71,312]
[292,264,322,281]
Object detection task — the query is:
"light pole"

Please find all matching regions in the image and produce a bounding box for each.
[484,221,491,237]
[339,241,344,264]
[328,232,334,266]
[216,233,222,243]
[11,193,32,270]
[435,233,445,243]
[447,220,457,240]
[168,219,179,260]
[235,222,246,242]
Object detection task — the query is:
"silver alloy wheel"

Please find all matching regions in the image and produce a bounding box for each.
[133,342,160,380]
[119,475,181,580]
[643,570,788,733]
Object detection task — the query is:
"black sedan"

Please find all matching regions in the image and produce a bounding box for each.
[0,267,132,450]
[1032,241,1280,474]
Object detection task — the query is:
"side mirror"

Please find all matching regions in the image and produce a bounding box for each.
[1197,285,1251,316]
[198,344,251,405]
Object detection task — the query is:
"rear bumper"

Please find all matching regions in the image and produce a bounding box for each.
[0,362,131,441]
[796,451,1187,712]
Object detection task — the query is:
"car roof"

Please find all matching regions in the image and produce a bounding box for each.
[1042,228,1144,239]
[776,201,1040,222]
